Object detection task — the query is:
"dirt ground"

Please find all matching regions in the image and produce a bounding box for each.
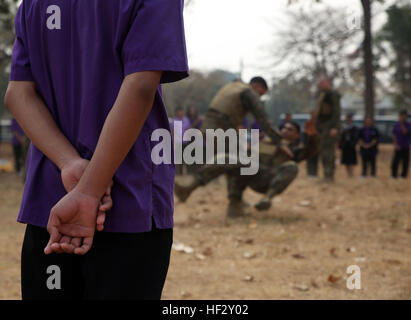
[0,143,410,300]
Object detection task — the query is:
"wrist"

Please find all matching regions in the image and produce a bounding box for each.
[73,182,103,202]
[74,166,108,200]
[58,153,82,171]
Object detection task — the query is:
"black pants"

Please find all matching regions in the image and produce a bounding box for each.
[361,154,376,177]
[21,220,173,300]
[392,148,410,178]
[13,144,23,172]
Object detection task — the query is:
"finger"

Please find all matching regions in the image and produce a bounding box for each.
[106,181,113,196]
[60,236,75,254]
[96,211,106,226]
[60,235,71,244]
[44,227,62,255]
[50,242,64,254]
[96,211,106,231]
[74,237,93,255]
[71,237,82,248]
[61,242,75,254]
[99,195,113,211]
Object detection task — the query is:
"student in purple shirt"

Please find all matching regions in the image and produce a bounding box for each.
[171,107,191,175]
[391,110,411,179]
[5,0,188,300]
[358,117,380,178]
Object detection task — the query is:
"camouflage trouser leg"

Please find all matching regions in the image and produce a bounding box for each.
[265,161,299,199]
[195,155,243,186]
[320,137,337,180]
[306,153,319,176]
[227,173,248,201]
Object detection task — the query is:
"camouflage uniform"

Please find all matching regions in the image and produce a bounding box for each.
[306,90,341,180]
[227,135,319,211]
[174,80,283,216]
[201,80,282,142]
[175,134,319,215]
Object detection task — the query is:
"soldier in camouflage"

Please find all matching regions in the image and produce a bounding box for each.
[175,120,319,218]
[306,76,341,182]
[173,77,284,216]
[200,77,282,143]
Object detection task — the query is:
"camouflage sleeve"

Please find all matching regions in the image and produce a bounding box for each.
[326,93,342,132]
[294,135,320,162]
[240,89,282,145]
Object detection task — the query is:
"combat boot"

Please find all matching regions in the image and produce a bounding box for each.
[254,196,272,211]
[174,177,201,202]
[226,199,251,218]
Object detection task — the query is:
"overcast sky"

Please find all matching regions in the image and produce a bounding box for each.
[183,0,392,83]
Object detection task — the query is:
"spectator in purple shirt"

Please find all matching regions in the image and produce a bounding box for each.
[391,110,411,179]
[172,107,191,175]
[186,106,203,174]
[187,106,203,130]
[5,0,188,300]
[11,118,28,176]
[279,112,292,130]
[358,117,380,178]
[251,120,266,141]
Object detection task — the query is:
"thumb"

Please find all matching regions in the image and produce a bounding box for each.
[44,225,61,255]
[44,208,62,255]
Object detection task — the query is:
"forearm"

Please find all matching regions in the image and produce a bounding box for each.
[75,71,162,199]
[5,82,80,170]
[241,90,282,145]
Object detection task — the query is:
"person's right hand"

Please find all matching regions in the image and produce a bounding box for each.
[44,188,100,255]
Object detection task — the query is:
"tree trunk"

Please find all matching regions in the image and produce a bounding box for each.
[361,0,375,119]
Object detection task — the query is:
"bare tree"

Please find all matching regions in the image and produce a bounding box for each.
[288,0,386,119]
[268,7,360,91]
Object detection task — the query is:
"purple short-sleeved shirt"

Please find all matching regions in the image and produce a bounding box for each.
[392,122,411,149]
[10,0,189,233]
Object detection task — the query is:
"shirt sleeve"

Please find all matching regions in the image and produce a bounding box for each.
[240,88,282,145]
[122,0,189,84]
[10,2,34,82]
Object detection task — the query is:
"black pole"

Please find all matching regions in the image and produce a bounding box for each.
[361,0,375,120]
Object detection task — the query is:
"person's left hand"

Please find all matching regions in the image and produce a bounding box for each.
[48,159,113,255]
[44,189,101,255]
